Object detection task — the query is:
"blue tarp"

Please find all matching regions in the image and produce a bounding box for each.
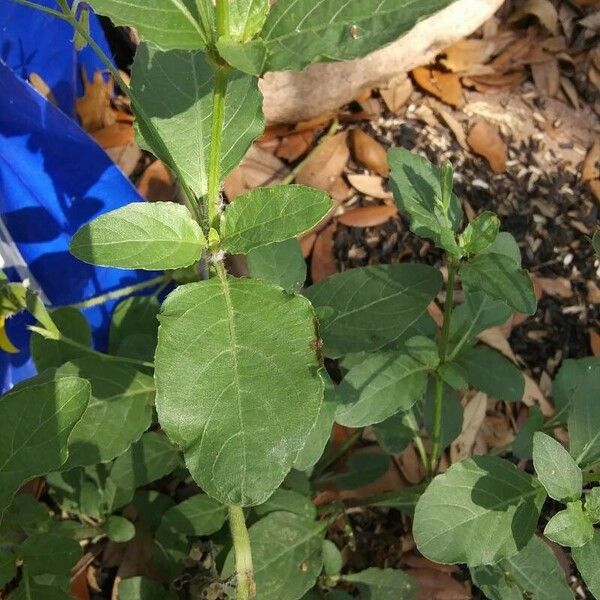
[0,2,160,391]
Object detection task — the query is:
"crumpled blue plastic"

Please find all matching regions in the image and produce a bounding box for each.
[0,3,161,392]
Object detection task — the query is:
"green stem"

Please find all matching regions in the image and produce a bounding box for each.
[215,0,230,38]
[228,506,255,600]
[438,261,457,362]
[66,274,167,310]
[9,0,67,18]
[405,412,429,476]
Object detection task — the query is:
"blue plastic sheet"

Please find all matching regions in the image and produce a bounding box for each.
[0,5,161,392]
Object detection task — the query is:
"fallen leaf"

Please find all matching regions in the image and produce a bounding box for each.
[591,330,600,356]
[300,232,317,258]
[437,109,469,150]
[346,174,393,199]
[560,76,579,109]
[583,141,600,182]
[509,0,559,35]
[69,568,90,600]
[536,276,573,299]
[91,122,134,149]
[355,89,382,118]
[531,56,561,97]
[349,129,389,176]
[467,120,507,173]
[311,222,337,282]
[522,374,554,417]
[136,160,176,202]
[462,70,527,93]
[590,180,600,202]
[380,75,413,114]
[587,281,600,304]
[276,129,316,161]
[76,70,116,133]
[478,326,516,361]
[440,38,498,74]
[104,143,141,178]
[406,567,471,599]
[397,443,425,484]
[28,72,57,106]
[338,205,398,227]
[412,67,465,108]
[450,392,488,463]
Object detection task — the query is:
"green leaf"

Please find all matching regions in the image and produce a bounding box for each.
[532,432,582,502]
[593,230,600,257]
[104,516,135,543]
[0,496,50,540]
[572,530,600,597]
[304,264,442,357]
[89,0,209,49]
[221,185,331,254]
[458,211,500,255]
[423,380,463,451]
[230,0,269,41]
[584,487,600,523]
[481,231,522,266]
[255,489,316,520]
[131,43,264,198]
[513,405,544,460]
[447,292,513,359]
[261,0,455,72]
[109,432,180,509]
[544,501,594,548]
[0,549,16,588]
[10,581,74,600]
[319,453,389,490]
[567,366,600,467]
[18,533,81,576]
[413,456,546,566]
[553,357,600,423]
[47,359,155,470]
[155,277,322,506]
[216,37,267,75]
[70,202,205,270]
[341,567,417,599]
[456,345,524,402]
[335,337,439,427]
[31,307,92,371]
[470,535,573,600]
[132,491,175,533]
[373,412,414,455]
[119,576,170,600]
[460,253,537,315]
[389,148,462,255]
[322,540,343,577]
[293,372,336,471]
[437,362,468,390]
[0,376,89,520]
[247,238,307,292]
[222,512,325,600]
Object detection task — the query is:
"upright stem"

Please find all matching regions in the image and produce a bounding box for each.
[228,506,255,600]
[429,260,458,473]
[216,0,230,39]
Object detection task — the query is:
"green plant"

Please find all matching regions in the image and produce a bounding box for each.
[3,1,600,598]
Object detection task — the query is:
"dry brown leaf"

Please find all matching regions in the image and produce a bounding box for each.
[104,144,141,178]
[407,567,471,600]
[462,70,527,93]
[380,75,413,114]
[276,129,316,161]
[440,38,497,74]
[397,443,425,484]
[536,276,573,298]
[478,326,516,362]
[587,281,600,304]
[560,76,579,109]
[591,330,600,356]
[69,568,90,600]
[412,67,465,108]
[531,57,561,97]
[490,30,537,72]
[589,65,600,93]
[355,89,382,118]
[349,129,389,176]
[346,174,393,199]
[338,205,398,227]
[522,374,554,417]
[583,141,600,182]
[437,109,469,150]
[509,0,559,35]
[296,131,350,199]
[450,392,488,463]
[589,180,600,202]
[91,122,134,149]
[136,160,176,202]
[28,73,57,106]
[76,70,116,133]
[467,120,507,173]
[224,145,289,200]
[300,232,317,258]
[311,222,337,282]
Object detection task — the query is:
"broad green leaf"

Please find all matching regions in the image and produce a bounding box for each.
[388,147,462,255]
[470,535,573,600]
[341,567,416,599]
[155,277,322,506]
[335,337,439,427]
[423,380,463,451]
[584,487,600,523]
[261,0,455,72]
[553,357,600,423]
[447,292,512,360]
[322,540,343,577]
[572,530,600,597]
[0,549,15,587]
[458,211,499,255]
[89,0,209,49]
[513,405,544,460]
[247,238,307,292]
[221,185,331,254]
[532,432,582,502]
[119,576,171,600]
[255,489,316,520]
[216,37,267,75]
[104,516,135,543]
[460,253,536,315]
[0,496,50,540]
[481,231,522,266]
[70,202,205,270]
[18,533,81,576]
[544,501,594,548]
[359,486,424,515]
[222,512,325,600]
[413,456,546,566]
[373,412,414,455]
[11,581,74,600]
[47,359,154,470]
[293,373,336,472]
[319,453,389,491]
[593,230,600,257]
[437,362,468,390]
[230,0,269,41]
[132,43,264,198]
[31,307,91,371]
[456,345,524,402]
[304,264,442,357]
[109,432,180,509]
[567,366,600,467]
[132,491,175,533]
[0,376,89,520]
